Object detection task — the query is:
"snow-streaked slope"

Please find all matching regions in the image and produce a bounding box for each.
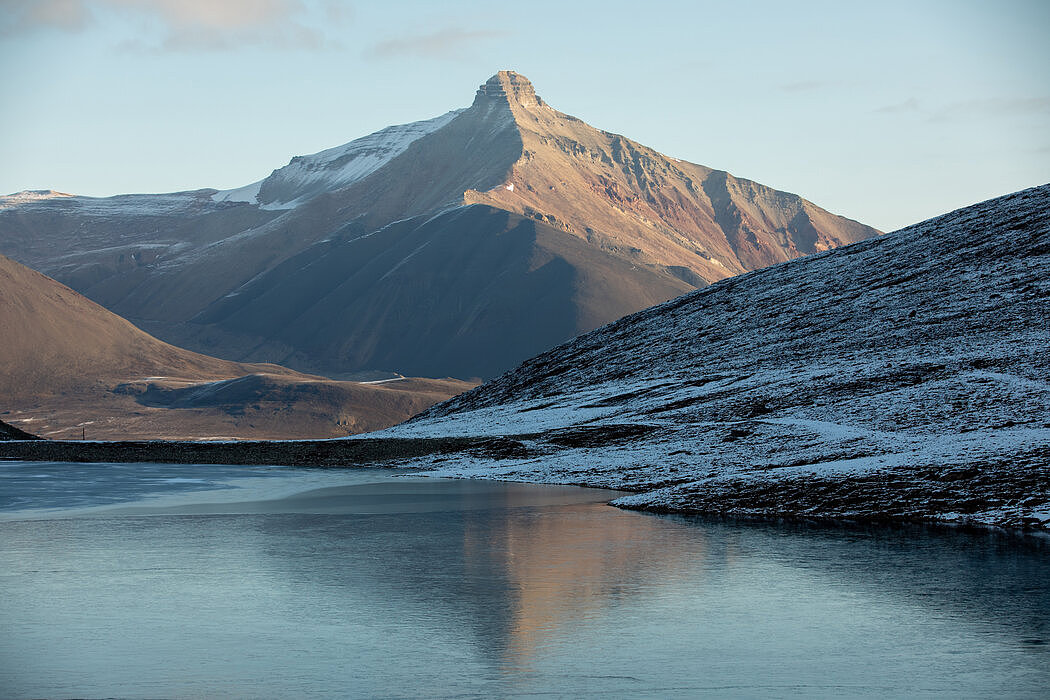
[2,111,463,217]
[375,184,1050,531]
[212,110,464,209]
[0,189,215,216]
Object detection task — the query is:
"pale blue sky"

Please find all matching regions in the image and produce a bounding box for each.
[1,0,1047,231]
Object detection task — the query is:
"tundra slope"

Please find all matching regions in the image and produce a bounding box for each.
[382,185,1050,531]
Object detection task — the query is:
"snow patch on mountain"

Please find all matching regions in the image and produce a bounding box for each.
[211,180,263,206]
[211,110,464,209]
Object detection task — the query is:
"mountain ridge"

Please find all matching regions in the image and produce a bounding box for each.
[0,70,881,379]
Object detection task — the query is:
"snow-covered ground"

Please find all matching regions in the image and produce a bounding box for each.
[373,185,1050,531]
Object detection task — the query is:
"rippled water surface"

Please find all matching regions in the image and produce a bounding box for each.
[1,461,1047,698]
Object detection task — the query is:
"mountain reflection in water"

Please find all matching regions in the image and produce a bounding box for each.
[1,466,1047,698]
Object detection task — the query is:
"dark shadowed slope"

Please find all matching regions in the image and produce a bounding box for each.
[0,71,878,379]
[382,185,1050,530]
[0,254,471,439]
[189,205,692,378]
[0,420,39,440]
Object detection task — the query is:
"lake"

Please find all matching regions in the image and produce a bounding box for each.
[1,461,1047,698]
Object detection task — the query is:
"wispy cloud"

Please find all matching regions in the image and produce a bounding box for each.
[114,0,341,51]
[112,0,303,31]
[1,0,351,50]
[873,97,920,114]
[0,0,92,36]
[779,80,830,93]
[930,96,1050,122]
[365,27,507,60]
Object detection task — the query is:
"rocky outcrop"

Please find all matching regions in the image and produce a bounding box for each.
[474,71,544,108]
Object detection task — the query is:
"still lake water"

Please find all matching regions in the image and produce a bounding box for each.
[1,461,1048,699]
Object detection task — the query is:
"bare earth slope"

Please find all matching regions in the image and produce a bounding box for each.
[380,185,1050,530]
[0,71,878,379]
[0,254,471,439]
[189,205,693,378]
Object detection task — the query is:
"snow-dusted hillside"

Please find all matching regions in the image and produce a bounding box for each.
[0,189,216,216]
[212,110,462,209]
[378,185,1050,531]
[0,112,464,217]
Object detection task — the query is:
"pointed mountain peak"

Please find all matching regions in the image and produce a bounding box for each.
[474,70,545,109]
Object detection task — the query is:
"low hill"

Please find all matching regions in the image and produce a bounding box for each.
[381,185,1050,530]
[0,254,471,439]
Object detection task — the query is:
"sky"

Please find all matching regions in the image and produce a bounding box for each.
[1,0,1047,231]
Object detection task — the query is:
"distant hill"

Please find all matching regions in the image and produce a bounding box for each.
[0,71,878,380]
[0,254,471,440]
[383,185,1050,531]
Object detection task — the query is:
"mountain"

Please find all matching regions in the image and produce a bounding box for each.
[191,206,691,379]
[378,185,1050,530]
[0,254,471,440]
[0,71,879,379]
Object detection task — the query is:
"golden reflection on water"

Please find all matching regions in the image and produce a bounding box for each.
[461,498,707,669]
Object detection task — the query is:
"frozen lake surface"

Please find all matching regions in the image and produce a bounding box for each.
[1,461,1048,698]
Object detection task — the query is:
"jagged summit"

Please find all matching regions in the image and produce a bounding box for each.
[474,70,544,109]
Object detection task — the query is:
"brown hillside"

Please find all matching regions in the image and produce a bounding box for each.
[463,71,878,282]
[0,254,472,439]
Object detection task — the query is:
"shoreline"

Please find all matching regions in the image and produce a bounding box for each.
[0,436,486,466]
[2,437,1047,535]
